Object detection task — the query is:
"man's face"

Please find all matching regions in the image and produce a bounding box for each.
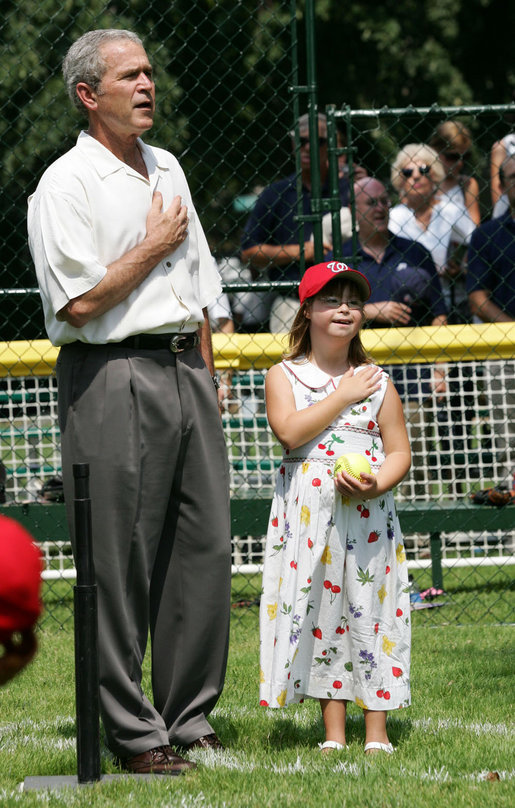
[353,180,391,237]
[294,122,328,174]
[93,39,155,138]
[501,157,515,210]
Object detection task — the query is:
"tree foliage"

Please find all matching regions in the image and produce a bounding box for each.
[310,0,514,108]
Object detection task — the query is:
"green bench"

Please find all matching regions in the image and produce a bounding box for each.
[2,498,512,590]
[0,391,55,405]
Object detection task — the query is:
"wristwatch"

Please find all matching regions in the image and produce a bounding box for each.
[212,374,221,390]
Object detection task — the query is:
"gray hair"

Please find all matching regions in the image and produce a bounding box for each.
[289,112,327,137]
[62,29,144,115]
[390,143,446,191]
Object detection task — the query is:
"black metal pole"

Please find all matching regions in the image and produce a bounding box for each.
[73,463,101,783]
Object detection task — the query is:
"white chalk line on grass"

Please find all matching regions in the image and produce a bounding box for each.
[1,712,513,791]
[5,788,222,808]
[0,715,75,733]
[410,716,514,737]
[0,715,76,753]
[1,759,514,807]
[185,752,515,783]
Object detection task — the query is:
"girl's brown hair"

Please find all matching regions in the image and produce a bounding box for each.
[429,120,472,157]
[284,278,371,367]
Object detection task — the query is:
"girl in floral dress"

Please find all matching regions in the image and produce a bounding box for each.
[259,261,412,755]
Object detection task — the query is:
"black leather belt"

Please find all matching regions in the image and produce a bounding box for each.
[117,333,200,352]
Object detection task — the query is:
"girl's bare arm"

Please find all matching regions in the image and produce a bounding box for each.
[266,363,382,451]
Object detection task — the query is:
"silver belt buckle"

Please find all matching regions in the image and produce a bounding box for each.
[169,334,188,353]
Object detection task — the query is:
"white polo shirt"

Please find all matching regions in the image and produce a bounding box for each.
[27,132,221,346]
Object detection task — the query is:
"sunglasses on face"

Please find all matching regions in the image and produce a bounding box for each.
[401,164,431,179]
[299,136,328,148]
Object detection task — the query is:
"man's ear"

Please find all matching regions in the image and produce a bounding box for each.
[75,82,98,112]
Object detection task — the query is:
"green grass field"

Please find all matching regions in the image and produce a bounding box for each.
[0,607,513,807]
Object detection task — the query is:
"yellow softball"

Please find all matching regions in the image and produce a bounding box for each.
[334,453,371,480]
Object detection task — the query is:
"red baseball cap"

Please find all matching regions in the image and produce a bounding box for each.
[298,261,371,304]
[0,515,43,642]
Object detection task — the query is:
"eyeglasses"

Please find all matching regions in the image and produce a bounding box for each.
[401,165,431,179]
[299,136,328,148]
[364,196,391,208]
[317,295,363,310]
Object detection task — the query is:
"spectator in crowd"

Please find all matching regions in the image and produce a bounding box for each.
[341,177,447,498]
[240,113,353,333]
[0,515,43,686]
[429,120,481,226]
[28,29,231,774]
[468,154,515,486]
[468,154,515,322]
[490,132,515,219]
[389,143,475,323]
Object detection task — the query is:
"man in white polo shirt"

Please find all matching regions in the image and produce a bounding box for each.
[27,29,231,774]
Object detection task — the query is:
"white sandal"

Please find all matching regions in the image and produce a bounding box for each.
[318,740,348,752]
[364,741,394,755]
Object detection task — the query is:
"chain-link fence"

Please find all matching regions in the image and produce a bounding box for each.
[1,2,513,628]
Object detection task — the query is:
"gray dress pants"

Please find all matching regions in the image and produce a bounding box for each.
[56,341,232,757]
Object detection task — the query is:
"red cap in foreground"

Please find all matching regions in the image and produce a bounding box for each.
[0,515,43,642]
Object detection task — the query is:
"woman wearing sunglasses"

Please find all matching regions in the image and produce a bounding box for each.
[429,121,481,227]
[388,143,476,322]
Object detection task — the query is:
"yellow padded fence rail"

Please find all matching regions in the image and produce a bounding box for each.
[0,323,514,376]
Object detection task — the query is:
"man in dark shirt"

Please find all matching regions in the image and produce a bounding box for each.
[467,155,515,322]
[467,155,515,485]
[241,113,350,332]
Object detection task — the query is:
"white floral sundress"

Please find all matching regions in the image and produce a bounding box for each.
[259,359,411,711]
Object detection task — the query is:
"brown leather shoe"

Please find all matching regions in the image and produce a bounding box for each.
[122,745,196,775]
[184,733,224,751]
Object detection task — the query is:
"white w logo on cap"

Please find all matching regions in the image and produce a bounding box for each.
[326,261,351,274]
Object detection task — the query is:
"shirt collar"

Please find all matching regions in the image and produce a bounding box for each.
[350,232,397,262]
[499,209,515,226]
[76,131,169,180]
[283,358,336,390]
